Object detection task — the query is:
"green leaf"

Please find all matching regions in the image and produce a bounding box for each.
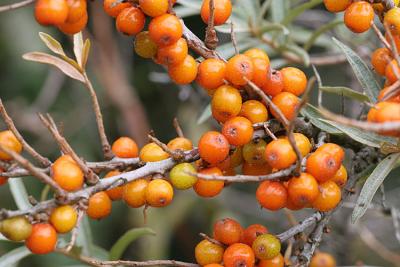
[259,22,289,35]
[76,216,93,256]
[174,6,200,17]
[320,86,371,102]
[197,103,211,124]
[270,0,288,23]
[9,178,31,210]
[92,245,109,260]
[257,0,273,23]
[109,227,156,260]
[39,32,66,57]
[303,20,343,51]
[237,0,258,23]
[81,39,91,70]
[0,246,31,267]
[333,38,380,102]
[300,104,342,134]
[176,0,202,10]
[351,153,400,223]
[282,0,323,25]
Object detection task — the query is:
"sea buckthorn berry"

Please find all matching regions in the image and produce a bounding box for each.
[222,116,254,146]
[25,224,57,254]
[316,143,345,165]
[385,59,400,84]
[134,31,158,59]
[288,173,319,206]
[35,0,68,26]
[65,0,86,23]
[198,131,230,164]
[262,70,284,97]
[103,0,131,17]
[194,167,224,197]
[251,58,270,88]
[168,55,198,84]
[265,139,297,170]
[271,92,300,121]
[378,87,400,103]
[386,32,400,52]
[285,195,304,211]
[140,142,170,162]
[195,239,224,266]
[0,130,22,160]
[116,7,146,36]
[241,224,268,246]
[104,170,123,200]
[331,165,348,187]
[123,178,149,208]
[213,218,243,245]
[225,54,254,86]
[375,101,400,136]
[281,67,307,96]
[145,179,174,207]
[312,181,342,212]
[211,85,242,123]
[204,264,224,267]
[86,192,112,220]
[323,0,351,12]
[197,58,226,90]
[306,151,340,183]
[240,100,268,124]
[52,155,84,191]
[244,48,270,63]
[169,163,197,190]
[252,234,281,260]
[167,137,193,151]
[230,147,243,168]
[223,243,255,267]
[384,7,400,34]
[310,252,336,267]
[367,101,390,122]
[200,0,232,26]
[283,133,311,157]
[0,168,7,186]
[243,139,267,164]
[49,205,77,233]
[242,162,271,176]
[258,253,284,267]
[139,0,168,17]
[256,181,288,211]
[112,137,139,158]
[157,38,188,66]
[0,216,32,242]
[58,12,88,34]
[371,48,392,76]
[149,14,183,47]
[344,2,374,33]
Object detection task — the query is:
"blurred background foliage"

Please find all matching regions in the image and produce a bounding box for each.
[0,0,399,266]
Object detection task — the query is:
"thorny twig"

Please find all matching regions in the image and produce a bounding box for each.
[173,118,185,138]
[204,0,218,50]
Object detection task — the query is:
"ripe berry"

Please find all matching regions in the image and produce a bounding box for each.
[242,139,267,164]
[312,181,342,212]
[86,191,112,220]
[331,165,348,187]
[116,7,145,36]
[145,179,174,207]
[282,133,311,157]
[168,55,198,84]
[157,38,188,66]
[285,194,304,211]
[194,167,225,198]
[65,0,87,23]
[167,137,193,151]
[344,2,374,33]
[134,31,158,59]
[35,0,68,26]
[310,252,336,267]
[223,243,255,267]
[0,130,22,160]
[271,92,300,121]
[281,67,307,96]
[0,216,32,242]
[222,116,254,146]
[49,205,78,233]
[367,101,391,122]
[244,48,270,63]
[256,181,288,211]
[198,131,230,164]
[204,264,223,267]
[316,143,345,165]
[240,100,268,124]
[251,58,270,88]
[58,12,88,34]
[306,151,341,183]
[52,155,84,192]
[140,143,170,162]
[169,163,197,190]
[200,0,232,26]
[230,147,243,168]
[112,137,139,158]
[323,0,351,12]
[25,223,57,254]
[265,138,297,170]
[371,48,392,76]
[258,253,284,267]
[104,170,123,200]
[241,224,268,246]
[242,162,271,176]
[197,58,227,90]
[288,173,319,206]
[225,54,254,86]
[0,168,7,186]
[103,0,131,17]
[384,7,400,34]
[252,234,281,260]
[374,101,400,136]
[378,87,400,103]
[123,178,149,208]
[385,59,400,84]
[211,85,242,123]
[262,70,284,97]
[213,218,243,245]
[139,0,168,17]
[386,32,400,52]
[195,239,224,266]
[149,14,183,47]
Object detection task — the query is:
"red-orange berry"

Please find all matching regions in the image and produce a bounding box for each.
[282,133,312,157]
[149,14,183,47]
[378,87,400,103]
[0,130,22,161]
[344,2,374,33]
[288,173,319,207]
[139,0,168,17]
[312,181,342,212]
[195,239,224,266]
[331,165,348,187]
[58,12,88,34]
[384,7,400,34]
[194,167,225,198]
[241,224,268,246]
[252,58,270,88]
[256,181,288,211]
[225,54,254,86]
[25,224,57,254]
[242,162,271,176]
[103,0,131,17]
[244,48,270,63]
[116,7,145,36]
[258,254,284,267]
[86,192,112,220]
[198,131,230,164]
[197,58,227,90]
[385,59,400,84]
[0,168,7,186]
[201,0,232,26]
[213,218,243,245]
[65,0,87,23]
[222,116,254,146]
[211,85,242,123]
[223,243,255,267]
[281,67,307,96]
[271,92,300,121]
[157,38,188,66]
[123,178,149,208]
[316,143,345,165]
[104,170,123,200]
[35,0,68,26]
[240,100,268,124]
[262,70,284,97]
[265,139,297,170]
[310,252,336,267]
[168,55,198,84]
[112,137,139,158]
[323,0,351,12]
[371,48,392,76]
[52,155,84,192]
[145,179,174,207]
[306,151,341,183]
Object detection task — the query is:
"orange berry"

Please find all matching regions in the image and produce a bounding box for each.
[271,92,300,121]
[244,48,270,63]
[385,59,400,84]
[198,131,230,164]
[251,58,270,88]
[256,181,288,211]
[123,178,149,208]
[316,143,345,165]
[282,133,311,157]
[58,11,88,34]
[265,139,297,170]
[35,0,68,26]
[323,0,351,12]
[86,191,112,220]
[223,243,255,267]
[201,0,232,26]
[103,0,131,17]
[288,173,319,207]
[0,130,22,161]
[371,48,392,76]
[157,38,188,66]
[281,67,307,96]
[285,194,304,211]
[65,0,86,23]
[367,102,389,122]
[204,264,224,267]
[116,7,145,36]
[262,70,284,97]
[112,137,139,158]
[344,2,374,33]
[167,137,193,151]
[258,254,284,267]
[378,87,400,103]
[49,205,77,233]
[168,55,198,84]
[134,31,158,59]
[330,165,348,187]
[222,116,254,146]
[240,100,268,124]
[242,162,271,176]
[213,218,243,245]
[310,252,336,267]
[241,224,268,247]
[139,0,168,17]
[197,58,226,90]
[52,155,84,192]
[149,14,183,47]
[306,151,341,183]
[384,7,400,34]
[386,32,400,52]
[140,143,170,162]
[225,54,254,86]
[104,170,123,200]
[25,224,57,254]
[242,139,267,164]
[211,85,242,123]
[194,167,225,198]
[195,239,224,266]
[145,179,173,207]
[374,101,400,136]
[312,181,342,212]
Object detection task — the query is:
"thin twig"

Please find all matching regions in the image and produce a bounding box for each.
[147,134,183,161]
[199,233,225,247]
[91,259,199,267]
[204,0,218,50]
[65,208,85,252]
[371,21,392,50]
[173,118,184,138]
[230,22,239,55]
[0,0,34,12]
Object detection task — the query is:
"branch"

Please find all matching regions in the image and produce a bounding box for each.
[91,259,199,267]
[277,212,324,242]
[204,0,218,50]
[0,0,34,12]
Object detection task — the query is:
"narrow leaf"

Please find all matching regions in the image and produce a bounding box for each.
[81,39,91,70]
[23,52,85,82]
[39,32,66,57]
[109,228,156,260]
[351,153,400,223]
[197,103,211,124]
[259,22,289,35]
[73,32,84,67]
[76,216,93,256]
[270,0,288,23]
[282,0,323,25]
[303,20,343,51]
[0,246,31,267]
[320,86,371,102]
[283,43,310,66]
[9,178,31,210]
[300,104,342,134]
[333,38,380,102]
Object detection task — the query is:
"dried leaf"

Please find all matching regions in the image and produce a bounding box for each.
[39,32,66,57]
[73,32,84,67]
[81,39,91,70]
